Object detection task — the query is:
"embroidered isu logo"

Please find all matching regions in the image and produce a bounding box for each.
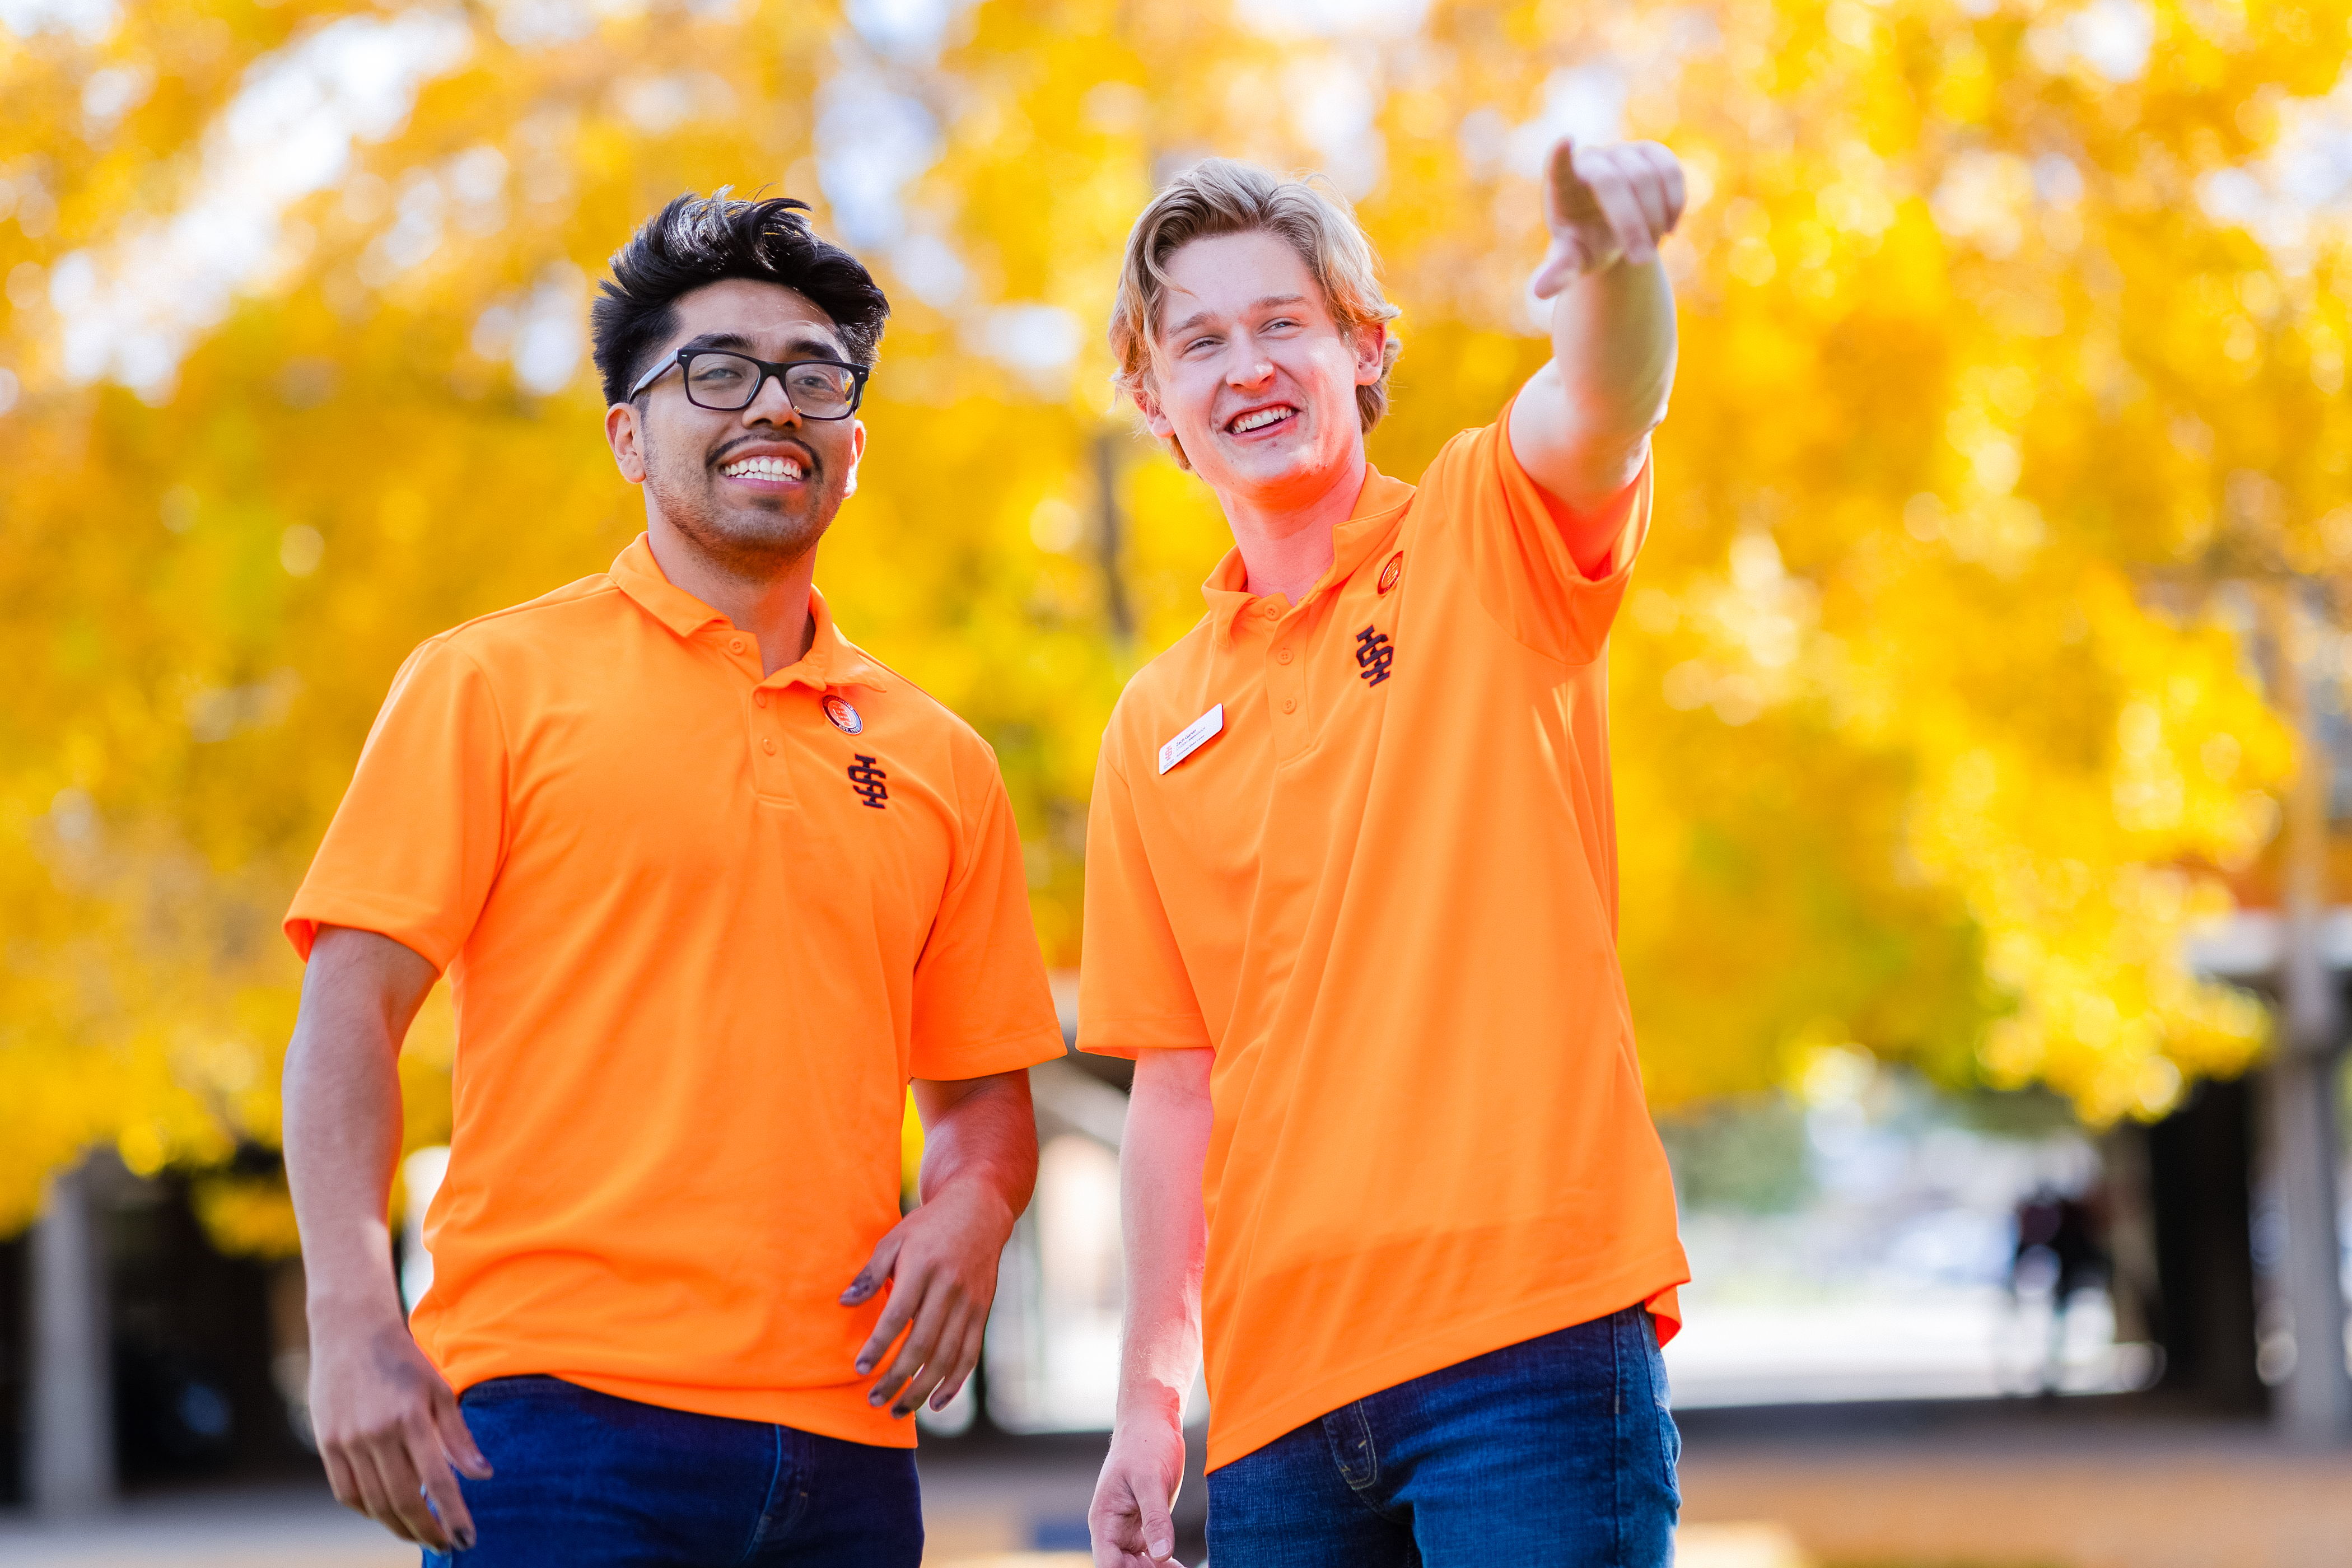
[847,754,890,810]
[1377,552,1403,594]
[1354,625,1396,687]
[823,694,864,735]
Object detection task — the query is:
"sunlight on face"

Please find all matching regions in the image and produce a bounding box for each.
[1143,231,1384,513]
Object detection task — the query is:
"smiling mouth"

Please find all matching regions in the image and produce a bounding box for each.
[1226,405,1298,435]
[717,453,808,483]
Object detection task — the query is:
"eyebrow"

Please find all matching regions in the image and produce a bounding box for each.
[674,328,846,360]
[1160,293,1313,342]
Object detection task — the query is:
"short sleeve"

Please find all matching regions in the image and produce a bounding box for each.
[907,755,1066,1081]
[1418,402,1653,668]
[284,637,510,968]
[1076,741,1212,1060]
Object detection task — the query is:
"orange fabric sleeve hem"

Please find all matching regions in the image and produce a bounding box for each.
[1494,394,1654,593]
[1077,1015,1216,1060]
[911,1023,1069,1082]
[283,895,459,971]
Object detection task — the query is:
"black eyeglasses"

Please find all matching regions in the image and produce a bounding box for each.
[628,349,870,418]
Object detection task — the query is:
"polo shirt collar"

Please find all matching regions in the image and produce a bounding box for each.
[1203,464,1416,648]
[608,534,890,693]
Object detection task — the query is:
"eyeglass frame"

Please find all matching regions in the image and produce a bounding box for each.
[626,347,872,418]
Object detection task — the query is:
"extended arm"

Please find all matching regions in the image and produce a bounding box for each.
[282,925,490,1553]
[842,1068,1038,1416]
[1508,138,1686,572]
[1089,1047,1214,1568]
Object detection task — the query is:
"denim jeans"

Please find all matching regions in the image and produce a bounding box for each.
[1205,1307,1680,1567]
[417,1375,922,1568]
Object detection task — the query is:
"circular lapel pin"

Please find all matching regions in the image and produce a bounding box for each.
[1377,552,1403,594]
[823,693,864,735]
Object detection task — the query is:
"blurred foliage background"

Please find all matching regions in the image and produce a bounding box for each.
[3,0,2348,1248]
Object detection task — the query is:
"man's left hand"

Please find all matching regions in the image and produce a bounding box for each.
[841,1179,1014,1417]
[1530,138,1687,298]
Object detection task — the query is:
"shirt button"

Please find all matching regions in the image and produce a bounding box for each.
[761,738,777,754]
[1283,697,1298,714]
[1262,603,1280,618]
[754,690,768,708]
[1276,647,1293,664]
[729,637,745,654]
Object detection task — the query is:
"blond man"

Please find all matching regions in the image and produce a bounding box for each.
[1080,144,1692,1567]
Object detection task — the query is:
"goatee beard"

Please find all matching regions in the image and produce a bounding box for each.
[653,469,832,581]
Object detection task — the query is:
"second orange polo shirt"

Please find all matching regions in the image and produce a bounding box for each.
[1080,409,1690,1471]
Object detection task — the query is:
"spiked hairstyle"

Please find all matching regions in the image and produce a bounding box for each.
[590,192,890,407]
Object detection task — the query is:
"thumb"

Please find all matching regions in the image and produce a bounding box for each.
[840,1227,904,1305]
[1140,1487,1176,1562]
[1529,236,1585,301]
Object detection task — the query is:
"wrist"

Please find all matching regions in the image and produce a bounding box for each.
[306,1284,409,1346]
[1113,1378,1187,1436]
[919,1166,1022,1236]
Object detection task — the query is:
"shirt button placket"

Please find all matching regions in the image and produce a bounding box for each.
[1267,605,1309,748]
[749,682,795,805]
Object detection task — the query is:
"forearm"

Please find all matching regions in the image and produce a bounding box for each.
[1514,257,1677,516]
[282,928,436,1332]
[912,1072,1037,1228]
[1549,256,1676,464]
[1114,1051,1212,1429]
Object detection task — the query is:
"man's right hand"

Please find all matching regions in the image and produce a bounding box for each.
[309,1314,492,1552]
[1089,1411,1188,1566]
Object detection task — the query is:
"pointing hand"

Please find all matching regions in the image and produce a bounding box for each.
[1530,138,1688,298]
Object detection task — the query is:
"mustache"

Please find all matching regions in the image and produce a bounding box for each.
[707,433,821,474]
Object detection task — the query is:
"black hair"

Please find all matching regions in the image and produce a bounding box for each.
[590,191,890,406]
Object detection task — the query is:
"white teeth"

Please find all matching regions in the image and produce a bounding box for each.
[723,455,804,479]
[1231,407,1292,433]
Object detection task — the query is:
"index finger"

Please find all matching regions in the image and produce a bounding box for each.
[1547,138,1603,234]
[853,1282,916,1378]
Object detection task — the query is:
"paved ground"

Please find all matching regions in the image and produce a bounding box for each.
[1676,1397,2352,1568]
[1,1397,2344,1566]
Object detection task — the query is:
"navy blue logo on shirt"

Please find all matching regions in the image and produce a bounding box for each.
[1354,625,1396,687]
[847,754,890,810]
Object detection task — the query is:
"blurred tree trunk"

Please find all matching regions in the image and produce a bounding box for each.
[2255,581,2352,1441]
[29,1152,112,1515]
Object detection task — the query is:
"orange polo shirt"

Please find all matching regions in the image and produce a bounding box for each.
[1080,410,1689,1470]
[287,535,1063,1447]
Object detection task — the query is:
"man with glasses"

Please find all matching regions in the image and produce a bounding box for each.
[281,193,1063,1566]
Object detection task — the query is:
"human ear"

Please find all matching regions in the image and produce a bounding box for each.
[844,420,867,499]
[1353,321,1387,386]
[606,402,648,484]
[1132,377,1177,441]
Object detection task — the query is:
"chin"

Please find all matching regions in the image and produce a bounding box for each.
[1213,438,1340,494]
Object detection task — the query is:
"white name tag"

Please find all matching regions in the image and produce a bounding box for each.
[1158,703,1224,775]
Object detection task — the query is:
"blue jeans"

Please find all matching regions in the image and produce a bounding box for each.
[419,1376,922,1567]
[1205,1307,1680,1567]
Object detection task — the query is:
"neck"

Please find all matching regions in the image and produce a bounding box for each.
[1216,449,1368,604]
[645,515,818,678]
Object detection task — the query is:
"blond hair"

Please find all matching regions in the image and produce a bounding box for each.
[1108,159,1403,466]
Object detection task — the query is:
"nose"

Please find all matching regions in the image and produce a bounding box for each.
[1224,332,1275,389]
[746,369,803,426]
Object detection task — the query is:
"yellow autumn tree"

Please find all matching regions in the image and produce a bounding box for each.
[1,0,2339,1242]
